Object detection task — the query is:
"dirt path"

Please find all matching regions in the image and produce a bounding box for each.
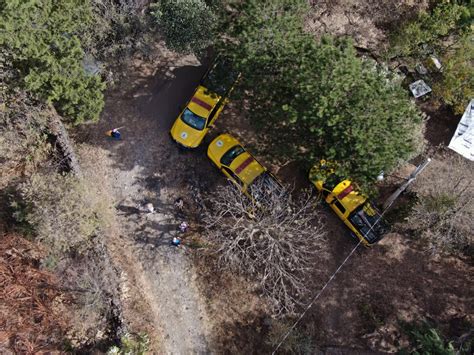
[75,50,219,353]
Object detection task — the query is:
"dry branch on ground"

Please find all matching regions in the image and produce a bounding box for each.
[56,244,122,345]
[203,181,326,315]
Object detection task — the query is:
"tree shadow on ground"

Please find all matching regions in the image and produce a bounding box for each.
[302,233,473,351]
[76,64,206,163]
[133,221,178,248]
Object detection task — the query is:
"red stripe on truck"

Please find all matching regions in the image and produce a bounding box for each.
[191,97,213,111]
[235,156,254,174]
[337,184,353,200]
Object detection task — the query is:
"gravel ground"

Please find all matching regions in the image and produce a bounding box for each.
[75,47,220,353]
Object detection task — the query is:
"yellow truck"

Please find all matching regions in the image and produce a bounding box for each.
[208,134,282,201]
[170,58,240,148]
[309,160,386,246]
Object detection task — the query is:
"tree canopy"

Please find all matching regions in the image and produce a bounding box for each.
[150,0,217,54]
[389,2,471,59]
[220,0,424,186]
[433,35,474,114]
[0,0,105,124]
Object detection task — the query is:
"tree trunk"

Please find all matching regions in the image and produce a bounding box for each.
[47,108,82,177]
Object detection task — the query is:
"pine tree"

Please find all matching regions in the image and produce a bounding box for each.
[220,0,424,187]
[150,0,217,54]
[0,0,105,124]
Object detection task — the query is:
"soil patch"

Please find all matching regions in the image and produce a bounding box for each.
[306,0,429,51]
[73,44,222,353]
[420,101,460,147]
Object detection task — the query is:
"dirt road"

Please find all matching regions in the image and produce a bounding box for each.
[76,50,219,353]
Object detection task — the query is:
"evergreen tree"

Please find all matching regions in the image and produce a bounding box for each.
[433,35,474,115]
[389,1,473,116]
[0,0,105,124]
[221,0,424,186]
[151,0,217,54]
[389,2,470,59]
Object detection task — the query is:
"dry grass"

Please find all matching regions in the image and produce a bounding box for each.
[0,91,51,189]
[14,172,113,255]
[408,151,473,254]
[6,142,122,348]
[305,0,429,51]
[57,244,121,347]
[11,143,115,256]
[193,253,270,353]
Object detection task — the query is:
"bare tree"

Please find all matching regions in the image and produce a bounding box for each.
[202,180,326,315]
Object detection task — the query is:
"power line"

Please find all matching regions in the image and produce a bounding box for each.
[272,194,400,354]
[271,239,362,354]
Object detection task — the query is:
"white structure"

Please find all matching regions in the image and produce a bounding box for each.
[449,99,474,161]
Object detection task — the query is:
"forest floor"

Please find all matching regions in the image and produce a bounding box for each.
[306,0,430,51]
[72,44,473,353]
[1,1,471,353]
[206,103,473,354]
[68,1,472,352]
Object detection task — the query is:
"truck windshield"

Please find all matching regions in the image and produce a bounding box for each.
[220,145,245,166]
[324,173,341,191]
[181,108,206,130]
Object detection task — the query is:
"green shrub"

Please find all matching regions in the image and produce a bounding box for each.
[107,333,150,355]
[389,3,470,59]
[388,2,473,115]
[399,321,471,355]
[151,0,217,54]
[409,327,455,355]
[433,35,474,115]
[82,0,155,63]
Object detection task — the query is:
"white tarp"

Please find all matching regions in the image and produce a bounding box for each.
[448,99,474,161]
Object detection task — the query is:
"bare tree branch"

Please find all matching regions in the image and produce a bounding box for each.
[202,181,326,316]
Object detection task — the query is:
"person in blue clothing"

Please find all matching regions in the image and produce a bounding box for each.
[171,236,181,247]
[106,128,121,139]
[111,128,121,139]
